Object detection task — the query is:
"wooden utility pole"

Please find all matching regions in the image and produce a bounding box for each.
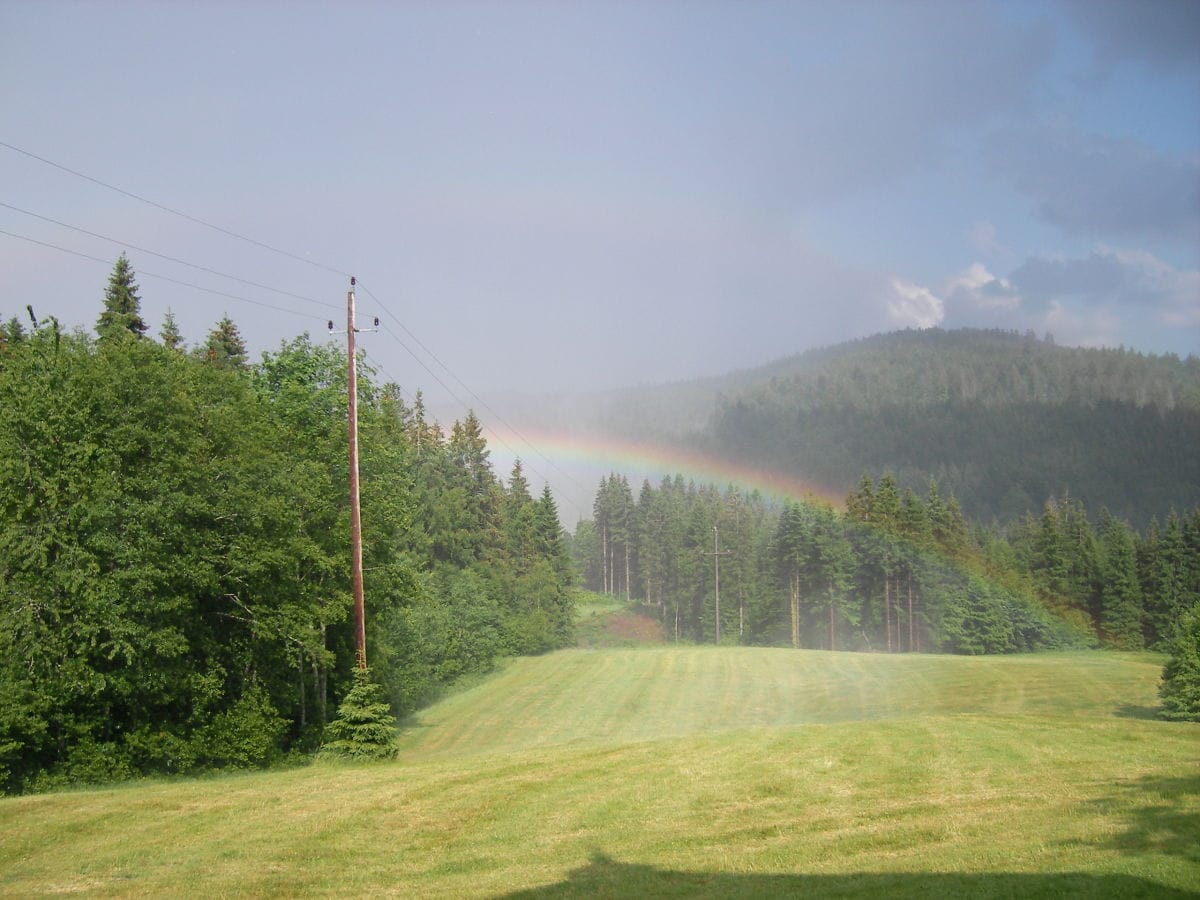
[710,525,732,645]
[346,279,367,669]
[330,277,376,670]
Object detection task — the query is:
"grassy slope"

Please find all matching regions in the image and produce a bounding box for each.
[1,649,1197,897]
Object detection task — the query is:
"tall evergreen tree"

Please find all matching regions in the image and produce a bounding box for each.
[96,253,146,339]
[1097,512,1144,649]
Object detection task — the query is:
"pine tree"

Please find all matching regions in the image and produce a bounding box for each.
[1159,604,1200,722]
[873,474,901,528]
[319,667,397,760]
[1143,512,1188,647]
[846,475,874,522]
[1098,512,1144,649]
[199,315,247,368]
[775,502,811,649]
[159,309,184,351]
[96,253,147,339]
[534,484,573,584]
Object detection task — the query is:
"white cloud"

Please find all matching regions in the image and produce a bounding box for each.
[886,277,945,329]
[944,263,1022,311]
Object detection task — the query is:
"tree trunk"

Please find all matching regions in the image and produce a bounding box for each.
[601,526,609,594]
[908,574,916,652]
[316,623,328,727]
[885,575,892,653]
[790,570,801,649]
[828,585,836,651]
[298,646,306,730]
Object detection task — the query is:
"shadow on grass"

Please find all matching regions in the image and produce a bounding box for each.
[1113,703,1161,720]
[1088,774,1200,864]
[501,854,1191,898]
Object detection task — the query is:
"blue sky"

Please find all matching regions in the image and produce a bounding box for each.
[2,0,1197,410]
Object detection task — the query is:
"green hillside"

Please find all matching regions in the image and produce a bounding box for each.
[705,330,1200,524]
[501,328,1200,525]
[2,647,1196,897]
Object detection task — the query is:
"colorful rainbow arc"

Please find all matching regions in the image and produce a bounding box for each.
[485,426,846,509]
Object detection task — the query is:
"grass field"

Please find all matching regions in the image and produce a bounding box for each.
[1,647,1197,897]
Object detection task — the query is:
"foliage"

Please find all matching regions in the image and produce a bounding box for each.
[1159,603,1200,722]
[319,667,396,760]
[0,263,577,793]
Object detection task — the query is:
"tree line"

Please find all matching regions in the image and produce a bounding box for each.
[573,471,1199,655]
[0,256,574,793]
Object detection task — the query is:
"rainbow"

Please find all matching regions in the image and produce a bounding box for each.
[483,425,846,512]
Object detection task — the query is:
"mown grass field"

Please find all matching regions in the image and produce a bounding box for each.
[1,647,1197,897]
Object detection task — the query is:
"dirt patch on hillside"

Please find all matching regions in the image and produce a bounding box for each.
[577,605,666,647]
[605,612,665,644]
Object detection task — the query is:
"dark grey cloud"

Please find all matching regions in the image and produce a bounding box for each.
[1061,0,1200,73]
[619,0,1056,210]
[1010,253,1133,309]
[988,122,1200,241]
[1009,249,1198,320]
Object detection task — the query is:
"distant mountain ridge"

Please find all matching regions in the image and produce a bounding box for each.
[708,328,1200,413]
[495,328,1200,526]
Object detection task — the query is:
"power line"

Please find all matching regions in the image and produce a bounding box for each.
[358,281,592,498]
[0,229,329,323]
[360,341,585,520]
[1,138,589,512]
[0,200,341,314]
[0,139,352,278]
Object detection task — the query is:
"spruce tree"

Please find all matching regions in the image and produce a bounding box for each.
[319,667,397,760]
[96,253,147,339]
[159,309,184,351]
[1098,513,1144,649]
[1159,604,1200,722]
[199,315,247,369]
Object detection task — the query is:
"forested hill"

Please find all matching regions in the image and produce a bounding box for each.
[500,329,1200,526]
[698,329,1199,525]
[714,328,1199,412]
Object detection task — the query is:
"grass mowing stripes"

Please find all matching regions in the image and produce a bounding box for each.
[0,648,1196,897]
[392,648,1172,759]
